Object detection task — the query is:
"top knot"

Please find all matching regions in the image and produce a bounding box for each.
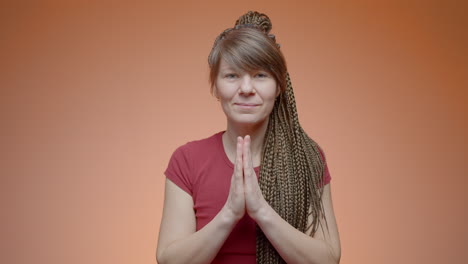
[211,11,280,50]
[235,11,272,34]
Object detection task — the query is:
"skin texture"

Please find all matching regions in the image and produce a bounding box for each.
[156,61,341,264]
[215,59,280,126]
[215,59,279,168]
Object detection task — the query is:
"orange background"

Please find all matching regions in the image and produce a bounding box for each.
[1,0,467,263]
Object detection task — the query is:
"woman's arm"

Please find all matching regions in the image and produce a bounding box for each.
[157,137,246,264]
[253,183,341,264]
[156,179,237,264]
[242,136,341,264]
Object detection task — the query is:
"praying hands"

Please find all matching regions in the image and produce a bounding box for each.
[224,135,269,222]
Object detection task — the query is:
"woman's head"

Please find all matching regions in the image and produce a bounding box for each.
[208,16,287,98]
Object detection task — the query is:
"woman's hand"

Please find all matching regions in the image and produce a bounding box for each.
[223,137,246,222]
[223,135,269,223]
[242,135,269,220]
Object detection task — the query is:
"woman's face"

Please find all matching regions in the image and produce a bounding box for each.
[214,59,280,126]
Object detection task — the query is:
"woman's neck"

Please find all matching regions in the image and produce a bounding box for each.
[222,119,269,167]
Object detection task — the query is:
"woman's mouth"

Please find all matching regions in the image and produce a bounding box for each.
[235,103,259,109]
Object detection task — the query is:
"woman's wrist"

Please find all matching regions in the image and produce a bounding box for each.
[219,205,243,227]
[249,199,272,224]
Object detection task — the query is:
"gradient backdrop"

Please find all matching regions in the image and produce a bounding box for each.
[1,0,467,263]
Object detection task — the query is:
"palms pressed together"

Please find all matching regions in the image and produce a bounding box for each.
[225,135,268,222]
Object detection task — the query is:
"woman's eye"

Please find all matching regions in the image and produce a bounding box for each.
[256,72,268,78]
[225,73,237,79]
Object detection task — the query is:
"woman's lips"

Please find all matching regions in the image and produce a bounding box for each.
[235,103,259,109]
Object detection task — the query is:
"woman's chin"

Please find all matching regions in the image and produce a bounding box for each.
[229,116,268,126]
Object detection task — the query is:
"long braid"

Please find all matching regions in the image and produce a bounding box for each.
[256,70,328,264]
[232,11,328,264]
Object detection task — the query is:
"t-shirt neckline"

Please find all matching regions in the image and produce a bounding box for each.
[217,131,260,171]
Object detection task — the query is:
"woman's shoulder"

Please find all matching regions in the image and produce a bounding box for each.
[172,131,224,154]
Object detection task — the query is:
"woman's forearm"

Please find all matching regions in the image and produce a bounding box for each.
[254,204,339,264]
[157,206,238,264]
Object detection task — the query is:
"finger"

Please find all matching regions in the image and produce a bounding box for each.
[247,136,254,170]
[243,135,252,180]
[235,136,243,183]
[231,137,240,184]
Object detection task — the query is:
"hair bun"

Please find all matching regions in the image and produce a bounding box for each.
[235,11,272,34]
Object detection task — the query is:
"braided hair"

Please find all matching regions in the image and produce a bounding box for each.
[208,11,329,264]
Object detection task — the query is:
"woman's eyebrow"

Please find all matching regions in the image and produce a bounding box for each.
[221,66,235,71]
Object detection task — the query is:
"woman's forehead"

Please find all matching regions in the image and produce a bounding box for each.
[219,59,266,73]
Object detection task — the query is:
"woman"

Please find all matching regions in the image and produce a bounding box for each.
[156,11,341,264]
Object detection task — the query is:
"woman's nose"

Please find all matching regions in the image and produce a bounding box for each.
[239,75,255,95]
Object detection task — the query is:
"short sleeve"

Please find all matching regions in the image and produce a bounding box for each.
[318,147,332,185]
[164,145,193,196]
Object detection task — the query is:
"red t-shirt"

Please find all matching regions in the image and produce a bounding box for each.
[164,131,331,263]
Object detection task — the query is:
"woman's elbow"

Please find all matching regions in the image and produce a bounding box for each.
[330,248,341,264]
[321,243,340,264]
[156,247,167,264]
